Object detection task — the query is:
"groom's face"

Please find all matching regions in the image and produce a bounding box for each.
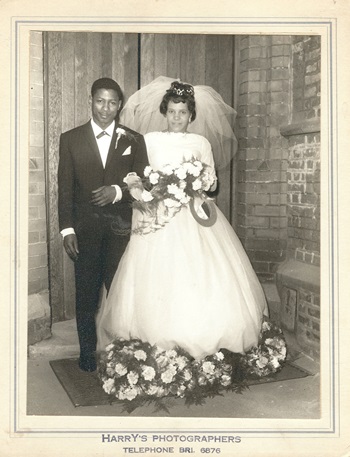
[90,88,121,130]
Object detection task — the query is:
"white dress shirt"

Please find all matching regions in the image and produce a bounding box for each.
[60,119,122,238]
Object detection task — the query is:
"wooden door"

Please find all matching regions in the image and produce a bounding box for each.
[139,33,237,219]
[45,32,237,322]
[44,32,139,322]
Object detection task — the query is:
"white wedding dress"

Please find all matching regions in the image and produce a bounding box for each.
[96,132,268,360]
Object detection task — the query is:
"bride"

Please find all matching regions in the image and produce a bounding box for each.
[96,76,268,360]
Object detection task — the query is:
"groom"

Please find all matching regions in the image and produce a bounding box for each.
[58,77,148,372]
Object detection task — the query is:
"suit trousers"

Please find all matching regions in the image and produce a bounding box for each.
[74,212,130,357]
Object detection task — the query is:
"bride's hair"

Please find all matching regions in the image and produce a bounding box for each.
[159,81,196,121]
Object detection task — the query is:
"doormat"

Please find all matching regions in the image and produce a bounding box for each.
[50,358,312,408]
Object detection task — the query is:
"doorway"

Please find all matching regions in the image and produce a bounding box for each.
[44,31,238,322]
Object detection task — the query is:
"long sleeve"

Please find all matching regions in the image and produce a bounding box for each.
[58,132,75,231]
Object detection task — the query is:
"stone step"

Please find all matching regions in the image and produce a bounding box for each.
[28,319,79,360]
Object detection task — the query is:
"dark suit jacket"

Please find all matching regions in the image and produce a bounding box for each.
[58,121,148,233]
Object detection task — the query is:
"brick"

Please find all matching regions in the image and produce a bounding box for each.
[255,250,284,261]
[29,242,47,257]
[254,205,284,217]
[252,261,269,273]
[254,228,286,238]
[270,217,287,229]
[243,215,270,228]
[29,232,40,243]
[28,254,48,269]
[29,194,45,207]
[29,170,45,183]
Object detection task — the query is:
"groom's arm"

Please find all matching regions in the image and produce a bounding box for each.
[58,132,75,231]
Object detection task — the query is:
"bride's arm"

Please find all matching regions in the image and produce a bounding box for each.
[200,137,218,192]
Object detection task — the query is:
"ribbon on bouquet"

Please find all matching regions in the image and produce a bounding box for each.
[189,196,217,227]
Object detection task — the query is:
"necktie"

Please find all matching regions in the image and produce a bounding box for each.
[96,131,109,139]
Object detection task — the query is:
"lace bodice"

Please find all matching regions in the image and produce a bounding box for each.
[144,132,216,170]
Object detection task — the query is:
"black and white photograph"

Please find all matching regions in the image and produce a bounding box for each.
[1,1,349,456]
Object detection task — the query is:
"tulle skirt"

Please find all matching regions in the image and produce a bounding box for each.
[96,203,268,359]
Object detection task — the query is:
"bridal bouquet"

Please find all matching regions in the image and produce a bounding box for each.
[132,157,216,234]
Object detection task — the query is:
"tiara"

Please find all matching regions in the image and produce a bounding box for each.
[168,81,195,97]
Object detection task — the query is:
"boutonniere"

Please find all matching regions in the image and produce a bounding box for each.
[115,127,134,149]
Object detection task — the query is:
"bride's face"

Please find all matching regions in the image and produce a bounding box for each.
[165,101,191,133]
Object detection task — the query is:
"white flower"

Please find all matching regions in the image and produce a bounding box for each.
[134,350,147,361]
[177,385,186,397]
[166,349,178,358]
[193,160,203,171]
[144,166,153,177]
[127,371,139,385]
[141,365,156,381]
[180,195,191,205]
[106,367,115,377]
[115,363,127,376]
[221,375,231,387]
[167,183,181,195]
[119,386,139,401]
[174,166,187,180]
[106,343,115,352]
[183,369,192,381]
[161,164,174,175]
[176,356,188,370]
[116,127,126,136]
[270,357,280,369]
[192,178,202,191]
[262,321,271,331]
[215,351,224,361]
[202,361,215,375]
[161,371,175,384]
[107,351,114,360]
[164,198,181,208]
[141,190,154,202]
[198,375,207,386]
[102,378,115,394]
[145,385,158,396]
[149,172,160,184]
[256,356,269,369]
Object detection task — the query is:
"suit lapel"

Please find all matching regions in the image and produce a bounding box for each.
[84,121,104,168]
[105,127,118,170]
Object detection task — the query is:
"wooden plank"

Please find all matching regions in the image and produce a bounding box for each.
[154,34,168,78]
[180,34,206,85]
[45,32,64,323]
[101,33,113,78]
[111,32,125,93]
[87,32,102,87]
[74,32,89,126]
[166,33,181,79]
[140,33,155,86]
[61,32,75,132]
[123,33,139,102]
[61,32,77,319]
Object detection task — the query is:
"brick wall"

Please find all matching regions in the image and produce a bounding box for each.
[237,35,291,281]
[28,31,51,344]
[277,35,321,358]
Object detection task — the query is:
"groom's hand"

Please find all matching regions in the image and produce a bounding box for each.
[63,234,79,261]
[90,186,116,206]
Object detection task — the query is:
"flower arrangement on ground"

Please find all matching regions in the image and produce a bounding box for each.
[130,157,217,234]
[239,319,287,378]
[97,318,287,412]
